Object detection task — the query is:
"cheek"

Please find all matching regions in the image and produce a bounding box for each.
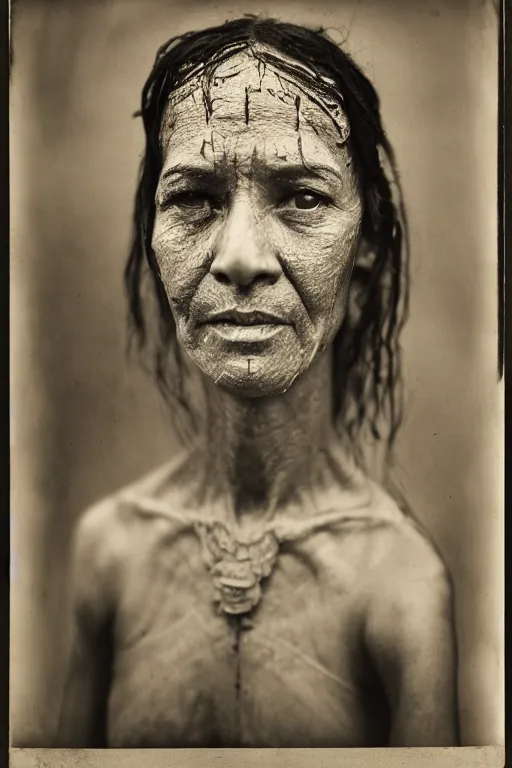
[151,214,215,312]
[275,217,361,329]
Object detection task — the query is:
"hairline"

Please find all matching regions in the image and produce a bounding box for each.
[158,42,350,153]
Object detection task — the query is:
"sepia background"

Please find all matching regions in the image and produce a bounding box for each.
[10,0,502,747]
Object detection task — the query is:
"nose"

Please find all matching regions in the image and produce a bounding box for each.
[210,199,282,288]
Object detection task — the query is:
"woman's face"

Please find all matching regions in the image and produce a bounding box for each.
[152,49,363,397]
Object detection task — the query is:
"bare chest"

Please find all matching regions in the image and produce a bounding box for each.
[106,520,388,747]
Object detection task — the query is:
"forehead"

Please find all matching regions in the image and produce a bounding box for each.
[159,49,350,173]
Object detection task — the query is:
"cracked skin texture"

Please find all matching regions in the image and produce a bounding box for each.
[57,49,458,748]
[152,50,361,398]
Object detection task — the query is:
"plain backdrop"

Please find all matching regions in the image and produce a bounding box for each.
[10,0,502,747]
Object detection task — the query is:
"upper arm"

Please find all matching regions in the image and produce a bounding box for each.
[363,523,459,746]
[57,501,122,747]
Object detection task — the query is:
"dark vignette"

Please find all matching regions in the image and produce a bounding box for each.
[4,0,10,764]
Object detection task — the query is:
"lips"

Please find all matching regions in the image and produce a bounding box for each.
[203,309,288,326]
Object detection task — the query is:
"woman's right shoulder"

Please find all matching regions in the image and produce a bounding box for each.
[67,495,133,625]
[70,464,179,618]
[71,496,131,593]
[73,461,178,568]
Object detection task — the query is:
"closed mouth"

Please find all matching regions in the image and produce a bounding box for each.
[204,310,288,326]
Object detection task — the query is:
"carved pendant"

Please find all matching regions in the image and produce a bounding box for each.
[195,521,280,615]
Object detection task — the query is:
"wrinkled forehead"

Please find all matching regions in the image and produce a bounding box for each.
[159,48,350,167]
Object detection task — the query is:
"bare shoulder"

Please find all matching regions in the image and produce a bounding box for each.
[69,461,182,633]
[69,494,132,625]
[360,482,453,609]
[354,482,456,669]
[70,467,165,615]
[351,485,459,746]
[73,459,182,574]
[74,459,179,558]
[73,495,130,575]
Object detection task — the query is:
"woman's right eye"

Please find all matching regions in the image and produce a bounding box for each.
[162,192,219,214]
[171,192,215,210]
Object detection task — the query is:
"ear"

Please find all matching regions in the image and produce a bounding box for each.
[347,238,375,326]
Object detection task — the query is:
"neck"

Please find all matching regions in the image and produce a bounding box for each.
[178,348,355,523]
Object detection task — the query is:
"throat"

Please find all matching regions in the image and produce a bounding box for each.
[187,349,338,523]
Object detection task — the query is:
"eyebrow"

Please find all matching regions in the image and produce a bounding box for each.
[160,164,216,183]
[159,161,345,185]
[259,163,345,183]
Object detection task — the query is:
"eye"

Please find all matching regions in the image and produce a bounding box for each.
[279,190,327,211]
[173,192,215,210]
[158,189,221,215]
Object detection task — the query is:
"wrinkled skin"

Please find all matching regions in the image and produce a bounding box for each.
[152,49,362,396]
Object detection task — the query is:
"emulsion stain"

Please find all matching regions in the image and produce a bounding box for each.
[231,615,255,744]
[202,87,213,124]
[234,625,241,694]
[297,133,311,169]
[257,59,266,86]
[245,86,250,125]
[229,616,244,744]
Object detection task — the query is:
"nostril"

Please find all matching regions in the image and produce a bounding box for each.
[213,272,231,285]
[237,274,279,293]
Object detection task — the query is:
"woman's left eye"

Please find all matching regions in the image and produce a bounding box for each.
[280,191,325,211]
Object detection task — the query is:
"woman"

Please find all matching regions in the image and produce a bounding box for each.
[58,17,459,748]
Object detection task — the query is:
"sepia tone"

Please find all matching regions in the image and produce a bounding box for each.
[10,0,502,754]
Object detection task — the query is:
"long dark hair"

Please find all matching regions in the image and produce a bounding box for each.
[125,16,410,463]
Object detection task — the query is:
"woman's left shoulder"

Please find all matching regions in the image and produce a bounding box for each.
[358,484,456,680]
[361,481,452,597]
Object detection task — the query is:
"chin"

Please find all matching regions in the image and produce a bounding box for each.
[189,352,305,399]
[183,328,313,398]
[213,370,300,399]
